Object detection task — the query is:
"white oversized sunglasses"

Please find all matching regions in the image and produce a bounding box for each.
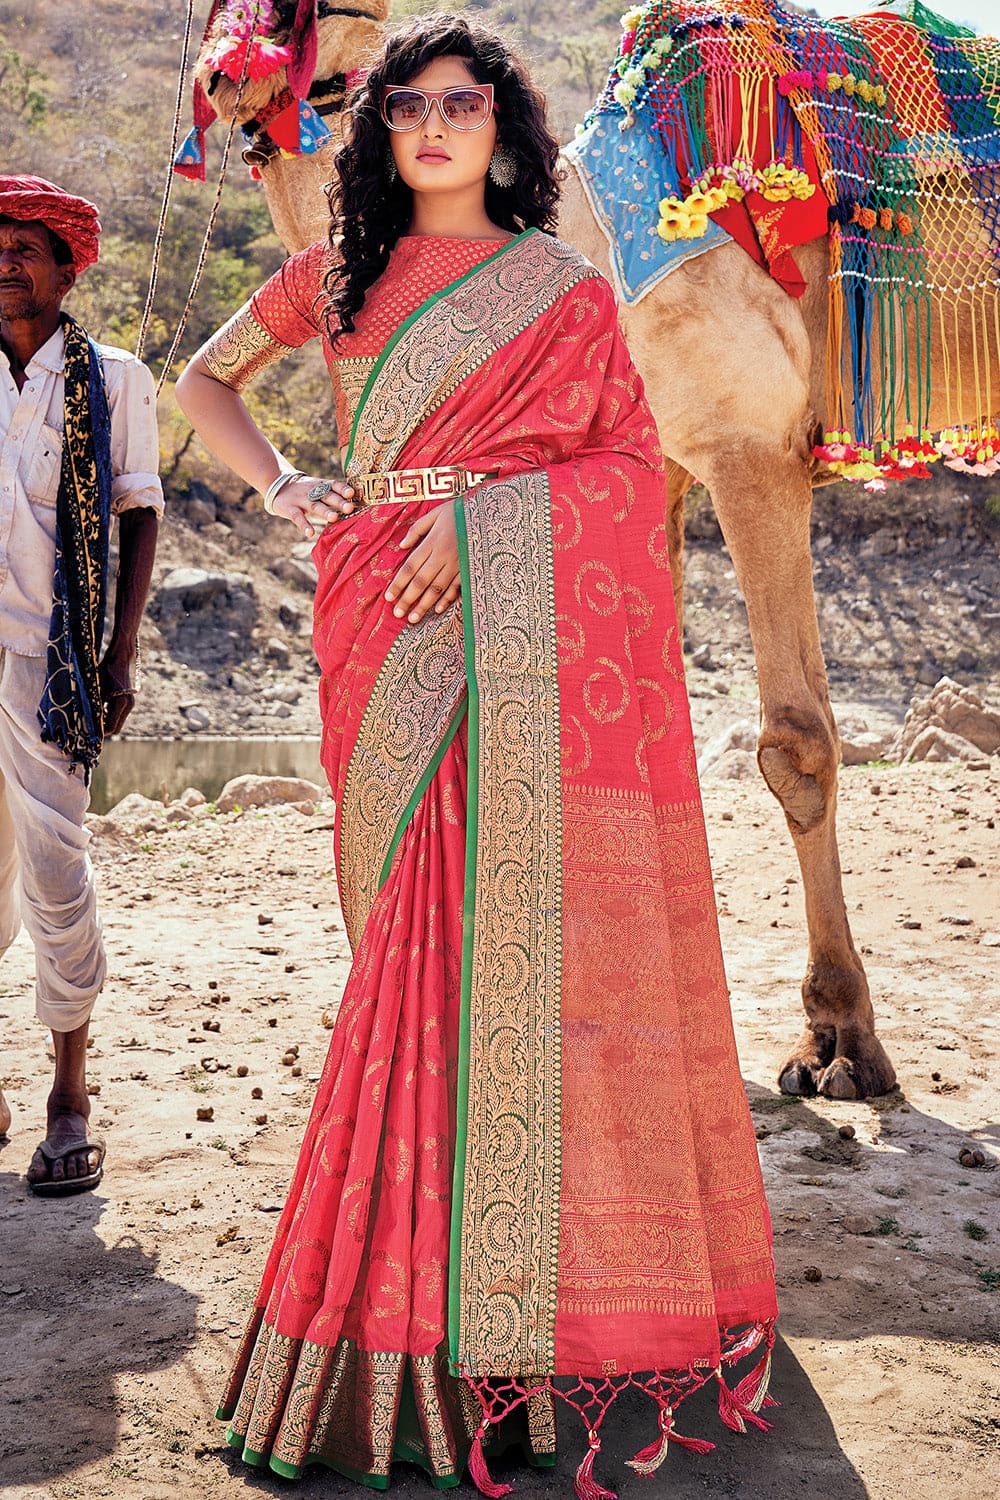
[381,84,495,132]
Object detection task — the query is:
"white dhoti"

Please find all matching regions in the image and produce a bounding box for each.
[0,646,105,1033]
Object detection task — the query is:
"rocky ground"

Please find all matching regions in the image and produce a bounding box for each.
[0,760,998,1500]
[123,465,1000,748]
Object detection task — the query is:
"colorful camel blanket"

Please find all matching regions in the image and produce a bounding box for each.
[567,0,1000,483]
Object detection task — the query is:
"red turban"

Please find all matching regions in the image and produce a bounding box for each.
[0,175,101,275]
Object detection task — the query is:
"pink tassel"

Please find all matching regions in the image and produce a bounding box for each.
[669,1428,716,1454]
[627,1403,714,1472]
[717,1372,772,1434]
[468,1431,512,1498]
[733,1330,776,1415]
[288,0,318,97]
[626,1407,673,1475]
[574,1433,617,1500]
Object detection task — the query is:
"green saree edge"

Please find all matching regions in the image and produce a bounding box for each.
[345,228,537,469]
[448,498,478,1375]
[377,695,469,892]
[227,1433,461,1490]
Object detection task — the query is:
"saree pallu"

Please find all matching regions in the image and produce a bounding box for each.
[219,230,778,1493]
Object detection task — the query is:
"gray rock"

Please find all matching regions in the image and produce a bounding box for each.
[840,730,892,766]
[893,677,1000,760]
[266,637,291,667]
[182,704,210,732]
[903,726,983,762]
[691,642,715,671]
[697,719,757,777]
[227,670,254,695]
[271,557,319,590]
[151,570,258,668]
[184,479,218,518]
[278,599,303,629]
[262,683,302,704]
[215,774,324,815]
[104,792,168,836]
[705,748,757,781]
[155,568,249,611]
[186,499,216,528]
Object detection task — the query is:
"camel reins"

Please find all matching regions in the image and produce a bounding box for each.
[240,3,383,168]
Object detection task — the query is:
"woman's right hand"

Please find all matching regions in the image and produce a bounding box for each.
[272,475,358,540]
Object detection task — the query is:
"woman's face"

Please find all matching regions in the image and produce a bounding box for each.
[386,56,498,201]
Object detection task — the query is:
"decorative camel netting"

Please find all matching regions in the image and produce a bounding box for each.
[172,0,340,181]
[582,0,1000,485]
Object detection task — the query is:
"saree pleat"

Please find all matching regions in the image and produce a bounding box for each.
[222,730,545,1479]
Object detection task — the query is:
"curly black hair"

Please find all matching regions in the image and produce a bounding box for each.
[325,12,561,342]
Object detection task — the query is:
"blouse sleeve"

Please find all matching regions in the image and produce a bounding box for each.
[199,241,333,392]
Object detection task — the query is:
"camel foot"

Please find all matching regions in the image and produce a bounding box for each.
[778,1025,835,1097]
[779,1025,896,1100]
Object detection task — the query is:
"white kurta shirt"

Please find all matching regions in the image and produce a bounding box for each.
[0,326,164,657]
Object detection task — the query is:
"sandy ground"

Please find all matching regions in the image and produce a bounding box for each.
[1,758,998,1500]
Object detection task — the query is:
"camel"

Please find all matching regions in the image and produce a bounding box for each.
[193,2,999,1102]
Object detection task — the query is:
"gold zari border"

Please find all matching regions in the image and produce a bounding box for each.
[339,604,466,949]
[456,471,563,1378]
[224,1317,555,1477]
[348,234,597,475]
[199,301,294,391]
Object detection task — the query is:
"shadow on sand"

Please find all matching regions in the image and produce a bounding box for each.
[0,1165,200,1490]
[208,1331,867,1499]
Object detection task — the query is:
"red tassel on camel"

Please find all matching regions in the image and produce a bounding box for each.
[287,0,318,96]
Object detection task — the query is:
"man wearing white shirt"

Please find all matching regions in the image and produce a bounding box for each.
[0,175,162,1196]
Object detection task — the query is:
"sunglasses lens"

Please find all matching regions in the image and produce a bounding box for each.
[441,89,490,126]
[384,90,427,129]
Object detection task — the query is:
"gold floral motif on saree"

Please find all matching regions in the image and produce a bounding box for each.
[347,233,597,475]
[335,354,376,438]
[200,302,295,391]
[454,471,563,1379]
[339,604,467,950]
[225,1327,528,1480]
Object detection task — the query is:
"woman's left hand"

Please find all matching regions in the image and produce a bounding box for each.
[386,502,460,625]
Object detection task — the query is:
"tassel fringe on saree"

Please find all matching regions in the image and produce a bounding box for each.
[218,230,778,1493]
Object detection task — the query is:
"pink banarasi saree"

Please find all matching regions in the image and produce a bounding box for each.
[218,229,778,1494]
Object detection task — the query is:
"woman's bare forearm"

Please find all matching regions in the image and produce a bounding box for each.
[175,357,288,494]
[175,353,356,541]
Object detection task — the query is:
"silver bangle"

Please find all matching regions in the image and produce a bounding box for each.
[262,469,306,515]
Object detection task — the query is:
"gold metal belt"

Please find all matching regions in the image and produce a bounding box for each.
[350,466,492,506]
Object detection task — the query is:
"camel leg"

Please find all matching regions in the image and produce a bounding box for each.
[664,459,693,632]
[706,444,896,1100]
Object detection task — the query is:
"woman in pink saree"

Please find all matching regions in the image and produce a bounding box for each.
[176,14,777,1495]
